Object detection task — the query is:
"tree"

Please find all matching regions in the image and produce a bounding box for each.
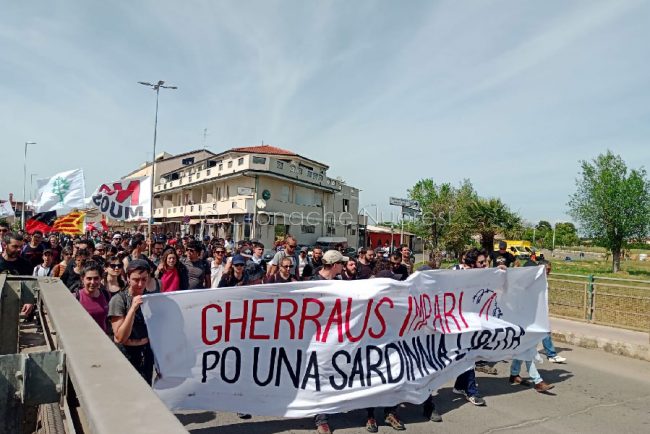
[469,197,522,251]
[408,179,476,258]
[568,151,650,272]
[554,222,580,247]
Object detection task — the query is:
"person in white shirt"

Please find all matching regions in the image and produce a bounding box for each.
[33,249,54,277]
[210,246,227,288]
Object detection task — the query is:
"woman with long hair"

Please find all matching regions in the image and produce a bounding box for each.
[155,249,189,292]
[104,256,126,298]
[52,247,72,278]
[77,261,110,334]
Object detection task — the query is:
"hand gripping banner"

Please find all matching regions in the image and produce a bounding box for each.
[142,267,549,417]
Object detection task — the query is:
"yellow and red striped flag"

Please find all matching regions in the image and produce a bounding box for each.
[53,211,85,235]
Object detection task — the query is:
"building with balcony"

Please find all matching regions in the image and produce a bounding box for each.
[151,145,360,248]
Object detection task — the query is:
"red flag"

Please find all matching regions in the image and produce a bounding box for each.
[26,211,57,234]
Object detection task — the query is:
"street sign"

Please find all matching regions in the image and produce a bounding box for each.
[389,197,419,209]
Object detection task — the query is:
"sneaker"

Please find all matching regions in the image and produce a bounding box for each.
[384,413,406,431]
[316,423,332,434]
[476,364,498,375]
[534,381,555,393]
[423,403,443,422]
[548,355,567,363]
[466,395,486,406]
[365,418,378,433]
[452,388,466,396]
[237,413,251,419]
[509,375,532,386]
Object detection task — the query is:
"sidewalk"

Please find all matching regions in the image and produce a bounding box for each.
[550,316,650,362]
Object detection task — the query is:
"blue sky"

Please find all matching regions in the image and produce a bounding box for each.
[2,0,649,225]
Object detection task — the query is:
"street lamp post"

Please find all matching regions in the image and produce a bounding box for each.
[22,141,36,229]
[30,173,38,202]
[138,80,177,248]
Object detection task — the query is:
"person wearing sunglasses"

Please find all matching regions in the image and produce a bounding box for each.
[217,254,247,287]
[267,236,299,279]
[104,257,126,298]
[265,257,297,283]
[209,247,227,288]
[181,240,211,289]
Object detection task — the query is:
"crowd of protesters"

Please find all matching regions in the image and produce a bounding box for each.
[0,220,565,434]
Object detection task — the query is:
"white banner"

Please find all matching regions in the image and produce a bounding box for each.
[143,267,549,417]
[89,176,151,221]
[35,169,86,214]
[0,200,14,218]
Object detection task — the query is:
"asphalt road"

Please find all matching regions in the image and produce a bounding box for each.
[176,344,650,433]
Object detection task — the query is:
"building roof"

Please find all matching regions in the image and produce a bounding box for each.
[123,148,216,178]
[228,144,329,169]
[230,145,297,156]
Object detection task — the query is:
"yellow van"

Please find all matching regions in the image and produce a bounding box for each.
[493,240,534,259]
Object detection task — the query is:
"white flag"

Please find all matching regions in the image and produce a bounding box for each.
[35,169,86,214]
[0,200,14,218]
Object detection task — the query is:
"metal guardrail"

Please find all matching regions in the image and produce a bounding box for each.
[1,275,187,434]
[548,273,650,341]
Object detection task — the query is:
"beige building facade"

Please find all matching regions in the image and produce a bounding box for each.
[151,145,360,248]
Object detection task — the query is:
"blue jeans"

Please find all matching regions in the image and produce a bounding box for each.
[454,367,478,397]
[510,359,542,384]
[542,334,557,357]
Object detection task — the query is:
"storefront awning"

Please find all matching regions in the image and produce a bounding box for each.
[206,218,232,224]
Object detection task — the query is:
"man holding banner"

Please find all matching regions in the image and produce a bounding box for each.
[141,261,551,432]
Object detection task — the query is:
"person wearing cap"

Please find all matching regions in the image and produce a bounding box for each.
[33,248,54,277]
[310,250,347,281]
[109,259,155,384]
[308,249,350,434]
[218,254,247,287]
[491,241,515,268]
[111,233,122,248]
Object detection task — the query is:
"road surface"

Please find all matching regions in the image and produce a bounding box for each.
[176,343,650,433]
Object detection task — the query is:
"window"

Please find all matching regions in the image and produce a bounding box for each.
[182,157,195,165]
[208,160,217,168]
[343,199,349,213]
[206,169,211,176]
[218,163,223,171]
[253,156,266,164]
[280,186,290,202]
[228,161,233,168]
[238,157,244,166]
[301,225,316,234]
[231,201,237,209]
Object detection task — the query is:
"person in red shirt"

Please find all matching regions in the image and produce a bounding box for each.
[155,249,189,292]
[77,262,110,334]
